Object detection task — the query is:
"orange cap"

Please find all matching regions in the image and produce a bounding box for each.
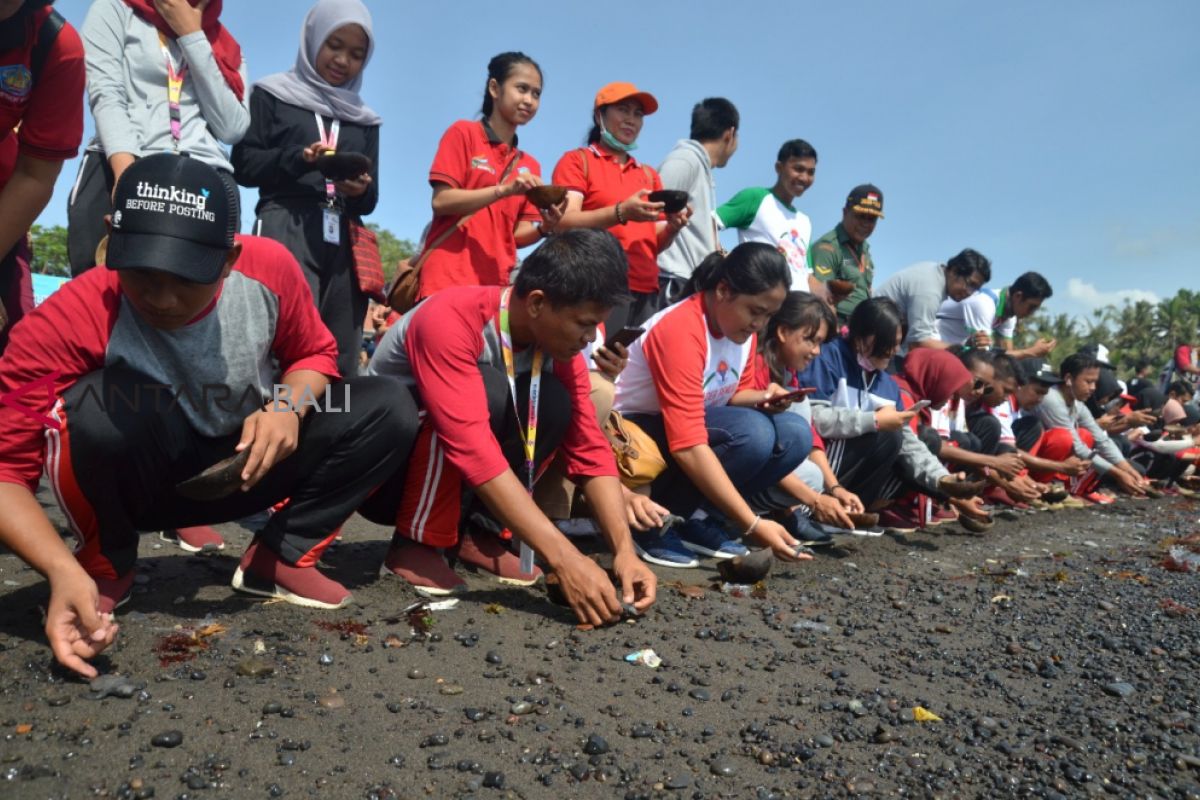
[594,82,658,115]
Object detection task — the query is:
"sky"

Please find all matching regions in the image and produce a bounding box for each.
[41,0,1200,322]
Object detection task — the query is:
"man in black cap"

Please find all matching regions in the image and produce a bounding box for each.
[0,153,417,678]
[810,184,883,322]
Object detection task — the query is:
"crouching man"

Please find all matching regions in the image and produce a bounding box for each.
[0,154,418,677]
[364,229,657,626]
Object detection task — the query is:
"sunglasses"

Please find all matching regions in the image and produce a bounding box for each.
[972,378,988,393]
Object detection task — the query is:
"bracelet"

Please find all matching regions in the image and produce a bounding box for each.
[743,515,762,537]
[823,484,842,495]
[614,201,626,225]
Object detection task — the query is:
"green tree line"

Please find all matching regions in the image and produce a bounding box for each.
[28,223,416,284]
[1016,289,1200,376]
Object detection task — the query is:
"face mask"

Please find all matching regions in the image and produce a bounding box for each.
[598,117,637,152]
[856,352,878,373]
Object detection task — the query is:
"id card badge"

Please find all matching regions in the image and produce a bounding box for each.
[322,207,341,245]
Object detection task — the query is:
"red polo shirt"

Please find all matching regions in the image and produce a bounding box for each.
[417,120,542,299]
[551,145,663,294]
[0,7,85,189]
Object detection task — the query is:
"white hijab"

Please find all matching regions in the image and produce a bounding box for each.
[255,0,381,126]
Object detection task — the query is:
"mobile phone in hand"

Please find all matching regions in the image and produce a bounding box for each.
[906,399,932,412]
[759,387,817,407]
[603,326,645,351]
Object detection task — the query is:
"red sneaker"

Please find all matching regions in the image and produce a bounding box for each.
[1082,491,1116,506]
[94,571,135,615]
[231,538,351,609]
[161,526,225,553]
[452,528,543,586]
[380,537,465,597]
[879,506,923,533]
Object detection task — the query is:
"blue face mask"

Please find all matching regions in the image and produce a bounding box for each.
[599,118,637,152]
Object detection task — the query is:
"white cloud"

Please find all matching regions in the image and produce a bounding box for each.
[1065,278,1159,312]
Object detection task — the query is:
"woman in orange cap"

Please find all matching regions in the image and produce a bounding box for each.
[551,82,692,331]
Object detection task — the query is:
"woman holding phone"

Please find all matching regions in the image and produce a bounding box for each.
[551,82,691,331]
[753,292,878,542]
[232,0,380,379]
[797,297,986,532]
[614,243,813,567]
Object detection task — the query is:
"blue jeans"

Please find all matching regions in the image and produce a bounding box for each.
[628,405,812,520]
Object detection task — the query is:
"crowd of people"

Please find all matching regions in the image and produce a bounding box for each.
[0,0,1197,679]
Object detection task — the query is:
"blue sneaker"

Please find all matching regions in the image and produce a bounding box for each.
[782,512,834,547]
[676,517,750,560]
[633,522,700,568]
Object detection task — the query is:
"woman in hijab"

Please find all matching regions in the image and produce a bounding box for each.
[233,0,380,379]
[69,0,249,275]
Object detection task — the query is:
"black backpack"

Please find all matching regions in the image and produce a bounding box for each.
[29,7,65,88]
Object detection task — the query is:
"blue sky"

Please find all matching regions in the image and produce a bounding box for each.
[43,0,1200,321]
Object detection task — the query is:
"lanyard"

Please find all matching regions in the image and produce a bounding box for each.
[314,113,341,206]
[497,287,539,575]
[994,287,1009,327]
[158,33,188,150]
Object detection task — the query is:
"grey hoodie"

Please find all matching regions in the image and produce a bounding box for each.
[657,139,718,280]
[82,0,250,171]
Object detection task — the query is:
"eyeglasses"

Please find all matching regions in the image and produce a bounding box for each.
[972,378,988,393]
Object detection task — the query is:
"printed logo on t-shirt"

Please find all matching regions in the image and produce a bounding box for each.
[777,229,809,274]
[469,155,496,175]
[702,358,740,405]
[0,65,33,101]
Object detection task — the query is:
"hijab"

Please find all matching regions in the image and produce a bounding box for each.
[254,0,380,126]
[122,0,244,101]
[895,349,973,410]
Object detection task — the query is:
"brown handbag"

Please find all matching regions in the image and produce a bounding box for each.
[603,410,667,489]
[387,148,525,314]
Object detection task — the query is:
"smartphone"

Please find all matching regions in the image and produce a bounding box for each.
[759,387,818,407]
[906,399,932,412]
[1103,397,1125,414]
[603,326,645,351]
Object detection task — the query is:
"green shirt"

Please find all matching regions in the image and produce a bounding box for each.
[809,222,874,318]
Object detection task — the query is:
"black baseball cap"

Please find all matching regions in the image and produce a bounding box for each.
[106,153,238,284]
[1021,359,1062,385]
[846,184,884,218]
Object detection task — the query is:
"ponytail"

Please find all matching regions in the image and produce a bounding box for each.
[480,51,542,118]
[680,242,790,300]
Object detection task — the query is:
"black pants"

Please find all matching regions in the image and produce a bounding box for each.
[67,152,239,277]
[1012,416,1043,453]
[255,201,368,379]
[966,410,1003,455]
[821,429,904,507]
[59,369,417,577]
[359,367,572,534]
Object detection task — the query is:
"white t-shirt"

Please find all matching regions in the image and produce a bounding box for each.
[715,186,812,286]
[937,287,1017,346]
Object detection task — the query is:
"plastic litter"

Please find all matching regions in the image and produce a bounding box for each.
[624,649,662,668]
[913,706,943,723]
[1162,546,1200,573]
